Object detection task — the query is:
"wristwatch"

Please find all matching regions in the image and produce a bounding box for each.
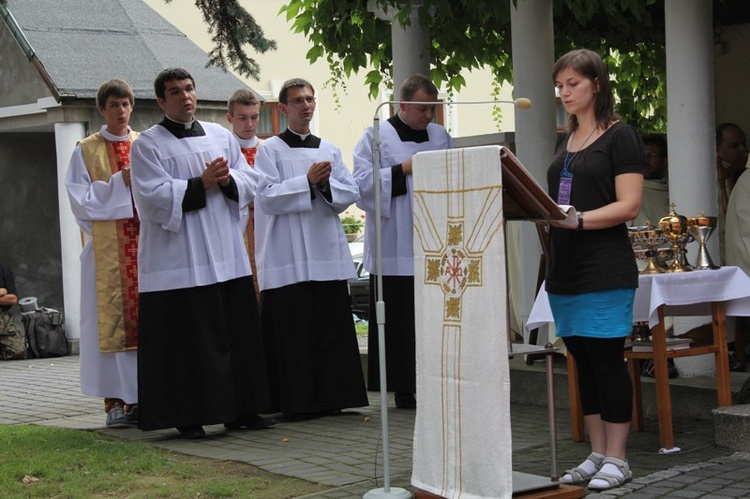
[576,211,584,231]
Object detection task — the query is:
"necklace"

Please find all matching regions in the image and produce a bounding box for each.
[561,127,597,177]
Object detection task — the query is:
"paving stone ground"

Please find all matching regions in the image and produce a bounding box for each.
[1,355,748,498]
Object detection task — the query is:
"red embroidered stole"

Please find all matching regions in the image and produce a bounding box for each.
[241,140,262,302]
[80,132,139,352]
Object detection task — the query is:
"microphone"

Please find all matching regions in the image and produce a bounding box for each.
[373,97,532,111]
[514,97,532,109]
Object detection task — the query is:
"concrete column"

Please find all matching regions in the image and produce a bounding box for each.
[367,1,430,92]
[665,0,717,375]
[509,0,557,343]
[390,10,430,90]
[54,122,85,341]
[665,0,716,232]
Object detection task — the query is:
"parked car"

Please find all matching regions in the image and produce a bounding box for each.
[348,232,365,257]
[348,252,369,321]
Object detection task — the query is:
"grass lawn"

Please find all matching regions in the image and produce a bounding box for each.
[355,321,368,336]
[0,425,328,498]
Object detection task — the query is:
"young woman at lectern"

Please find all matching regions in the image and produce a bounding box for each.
[545,48,645,491]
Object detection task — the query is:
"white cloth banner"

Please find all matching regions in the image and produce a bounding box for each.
[411,145,512,498]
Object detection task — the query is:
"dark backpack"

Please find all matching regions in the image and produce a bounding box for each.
[22,308,68,358]
[0,308,28,360]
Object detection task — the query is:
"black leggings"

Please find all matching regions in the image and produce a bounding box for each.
[563,335,632,424]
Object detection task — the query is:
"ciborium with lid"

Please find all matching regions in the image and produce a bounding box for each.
[659,204,691,273]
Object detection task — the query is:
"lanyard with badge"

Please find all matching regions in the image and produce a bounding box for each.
[557,128,596,205]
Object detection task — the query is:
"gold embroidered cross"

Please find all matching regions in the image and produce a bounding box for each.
[424,221,483,322]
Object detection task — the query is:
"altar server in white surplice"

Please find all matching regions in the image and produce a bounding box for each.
[353,74,453,409]
[65,79,139,429]
[131,68,272,439]
[726,158,750,371]
[254,78,368,419]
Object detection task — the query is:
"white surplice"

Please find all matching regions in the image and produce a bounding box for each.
[353,119,453,276]
[131,122,258,292]
[726,168,750,275]
[65,125,137,402]
[253,135,358,291]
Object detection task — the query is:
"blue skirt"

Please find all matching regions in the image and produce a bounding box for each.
[548,288,635,339]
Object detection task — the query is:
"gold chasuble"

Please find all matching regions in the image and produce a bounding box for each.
[80,132,140,353]
[240,140,263,302]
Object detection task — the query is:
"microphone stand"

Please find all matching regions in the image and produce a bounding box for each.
[364,98,530,499]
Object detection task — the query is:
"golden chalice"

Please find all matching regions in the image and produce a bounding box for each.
[676,232,695,270]
[654,248,674,270]
[687,211,719,270]
[629,226,668,275]
[659,205,691,273]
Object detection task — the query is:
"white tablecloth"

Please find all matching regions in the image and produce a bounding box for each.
[526,266,750,333]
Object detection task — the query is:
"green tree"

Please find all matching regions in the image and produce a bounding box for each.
[281,0,666,132]
[0,0,667,130]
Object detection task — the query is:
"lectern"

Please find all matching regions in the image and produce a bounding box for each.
[411,146,582,499]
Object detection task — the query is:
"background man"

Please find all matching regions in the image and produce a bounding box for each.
[631,133,669,227]
[726,148,750,372]
[717,123,748,264]
[0,263,26,360]
[131,68,272,438]
[717,123,748,215]
[64,79,139,428]
[227,89,263,301]
[353,74,453,409]
[254,78,368,419]
[0,264,19,311]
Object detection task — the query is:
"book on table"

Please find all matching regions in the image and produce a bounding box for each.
[631,337,692,353]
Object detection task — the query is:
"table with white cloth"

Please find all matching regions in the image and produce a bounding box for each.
[526,266,750,452]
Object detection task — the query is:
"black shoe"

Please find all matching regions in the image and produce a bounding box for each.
[124,405,139,425]
[176,425,206,439]
[395,392,416,409]
[224,414,276,430]
[641,359,679,379]
[283,409,342,421]
[730,359,747,372]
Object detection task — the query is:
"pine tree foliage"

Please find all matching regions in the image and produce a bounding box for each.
[171,0,277,81]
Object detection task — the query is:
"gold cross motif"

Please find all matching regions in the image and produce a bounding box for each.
[424,221,483,322]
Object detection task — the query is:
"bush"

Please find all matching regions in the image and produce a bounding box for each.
[340,213,364,234]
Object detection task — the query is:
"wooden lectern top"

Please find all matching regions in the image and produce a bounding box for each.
[500,146,565,222]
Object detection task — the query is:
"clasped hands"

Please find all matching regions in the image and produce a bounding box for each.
[307,161,331,191]
[202,157,231,190]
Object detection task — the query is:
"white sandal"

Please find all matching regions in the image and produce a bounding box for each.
[587,456,633,490]
[559,452,604,484]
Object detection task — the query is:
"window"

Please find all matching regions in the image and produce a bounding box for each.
[257,102,287,138]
